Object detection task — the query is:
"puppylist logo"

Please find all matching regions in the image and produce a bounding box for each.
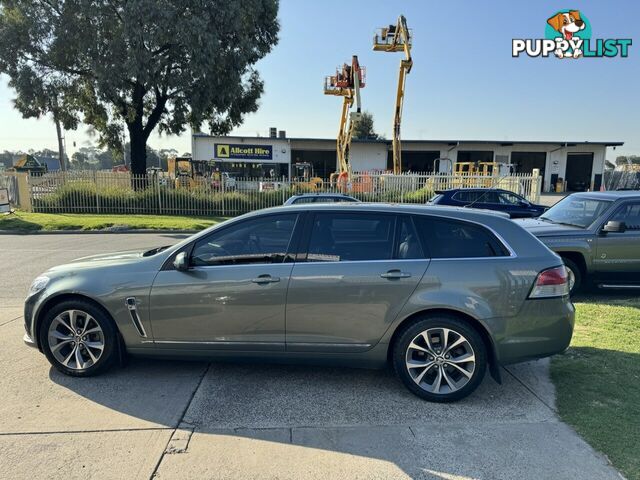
[513,10,632,59]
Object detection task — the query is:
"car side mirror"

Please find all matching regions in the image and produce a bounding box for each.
[173,251,190,271]
[602,221,626,234]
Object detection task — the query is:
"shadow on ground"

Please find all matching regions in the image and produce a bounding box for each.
[44,355,617,479]
[0,215,42,231]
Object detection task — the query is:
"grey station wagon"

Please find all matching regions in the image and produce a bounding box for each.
[24,204,574,402]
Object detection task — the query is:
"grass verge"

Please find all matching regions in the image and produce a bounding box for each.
[0,211,228,232]
[551,295,640,480]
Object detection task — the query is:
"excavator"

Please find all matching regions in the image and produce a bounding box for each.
[373,15,413,175]
[323,55,366,189]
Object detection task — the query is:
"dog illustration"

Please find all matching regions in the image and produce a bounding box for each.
[547,10,585,58]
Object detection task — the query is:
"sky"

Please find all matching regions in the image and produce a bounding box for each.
[0,0,638,158]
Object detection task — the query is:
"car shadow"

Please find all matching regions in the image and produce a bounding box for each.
[48,356,561,479]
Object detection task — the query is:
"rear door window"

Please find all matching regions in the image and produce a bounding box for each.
[452,191,479,202]
[478,191,501,204]
[396,217,424,259]
[413,216,509,258]
[307,213,395,262]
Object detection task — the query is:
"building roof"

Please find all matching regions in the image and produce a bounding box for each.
[192,133,623,147]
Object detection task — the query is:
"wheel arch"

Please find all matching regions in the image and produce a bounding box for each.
[34,293,118,352]
[557,251,587,276]
[387,308,502,383]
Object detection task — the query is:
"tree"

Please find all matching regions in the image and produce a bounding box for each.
[0,0,280,176]
[3,69,80,171]
[352,111,382,140]
[616,155,640,166]
[71,151,90,170]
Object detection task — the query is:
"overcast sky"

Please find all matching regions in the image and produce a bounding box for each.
[0,0,638,158]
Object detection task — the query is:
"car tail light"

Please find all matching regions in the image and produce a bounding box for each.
[529,266,570,298]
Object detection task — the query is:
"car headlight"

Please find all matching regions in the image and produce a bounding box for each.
[28,276,50,296]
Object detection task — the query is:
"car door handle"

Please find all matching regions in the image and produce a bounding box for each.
[380,270,411,279]
[251,275,281,284]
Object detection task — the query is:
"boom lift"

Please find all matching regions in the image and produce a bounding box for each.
[323,55,366,186]
[373,15,413,174]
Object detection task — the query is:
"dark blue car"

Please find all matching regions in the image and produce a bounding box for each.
[428,188,547,218]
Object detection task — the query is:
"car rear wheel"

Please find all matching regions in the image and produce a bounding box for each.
[39,300,118,377]
[562,257,582,295]
[393,315,487,402]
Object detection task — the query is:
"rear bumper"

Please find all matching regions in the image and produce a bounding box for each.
[494,297,575,365]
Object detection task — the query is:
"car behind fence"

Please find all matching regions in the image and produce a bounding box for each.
[13,170,542,217]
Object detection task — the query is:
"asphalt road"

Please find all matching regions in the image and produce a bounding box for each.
[0,233,621,479]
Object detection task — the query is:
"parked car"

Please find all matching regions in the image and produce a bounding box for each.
[516,191,640,295]
[428,188,547,218]
[24,204,573,402]
[284,193,360,205]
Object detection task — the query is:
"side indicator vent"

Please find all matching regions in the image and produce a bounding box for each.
[125,297,147,337]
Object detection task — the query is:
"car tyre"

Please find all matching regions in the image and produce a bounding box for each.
[39,300,118,377]
[393,315,487,403]
[561,257,582,295]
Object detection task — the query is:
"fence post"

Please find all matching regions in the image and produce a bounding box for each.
[157,175,163,215]
[94,171,100,213]
[16,173,32,212]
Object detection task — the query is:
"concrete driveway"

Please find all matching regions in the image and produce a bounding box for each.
[0,233,621,479]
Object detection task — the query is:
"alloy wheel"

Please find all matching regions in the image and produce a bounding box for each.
[405,327,476,395]
[47,310,105,370]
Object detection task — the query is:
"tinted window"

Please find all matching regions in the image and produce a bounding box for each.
[611,202,640,230]
[191,214,297,266]
[414,216,508,258]
[452,191,480,202]
[396,217,424,259]
[479,191,501,204]
[291,197,316,204]
[307,213,395,261]
[498,192,525,205]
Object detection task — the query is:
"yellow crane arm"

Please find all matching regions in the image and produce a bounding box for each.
[373,15,412,174]
[325,55,364,179]
[336,95,353,174]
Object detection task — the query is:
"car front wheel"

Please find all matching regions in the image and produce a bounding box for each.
[39,300,118,377]
[393,315,487,402]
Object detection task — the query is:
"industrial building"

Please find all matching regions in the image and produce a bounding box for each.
[192,131,623,193]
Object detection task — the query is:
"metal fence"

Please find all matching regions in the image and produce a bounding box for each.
[27,170,542,216]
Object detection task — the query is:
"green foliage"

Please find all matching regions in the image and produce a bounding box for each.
[615,155,640,166]
[552,296,640,480]
[0,211,225,232]
[32,181,292,216]
[0,0,280,173]
[352,111,382,140]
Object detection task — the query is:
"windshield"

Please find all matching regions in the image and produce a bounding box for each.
[540,197,612,228]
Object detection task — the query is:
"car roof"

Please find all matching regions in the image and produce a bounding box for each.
[290,193,354,198]
[438,188,508,193]
[567,191,640,201]
[270,202,511,219]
